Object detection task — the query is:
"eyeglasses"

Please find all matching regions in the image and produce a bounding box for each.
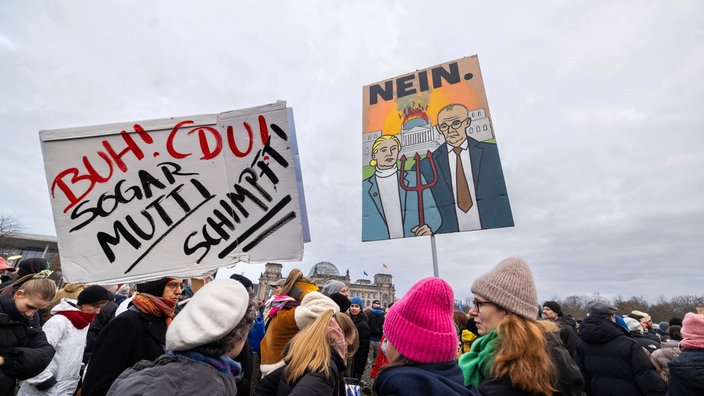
[472,299,495,310]
[166,281,184,290]
[438,117,470,133]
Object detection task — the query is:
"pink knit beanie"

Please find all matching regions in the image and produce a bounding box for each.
[471,257,538,320]
[383,277,458,363]
[680,312,704,350]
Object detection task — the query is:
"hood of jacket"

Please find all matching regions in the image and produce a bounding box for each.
[50,297,80,314]
[578,315,630,344]
[62,283,86,294]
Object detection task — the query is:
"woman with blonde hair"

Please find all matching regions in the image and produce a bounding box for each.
[0,278,57,395]
[459,258,584,395]
[254,310,358,395]
[259,269,339,376]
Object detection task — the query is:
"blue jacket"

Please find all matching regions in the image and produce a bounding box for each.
[374,360,479,396]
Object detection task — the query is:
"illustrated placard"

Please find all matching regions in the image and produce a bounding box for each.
[362,56,513,241]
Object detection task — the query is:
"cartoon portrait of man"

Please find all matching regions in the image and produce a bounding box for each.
[417,103,513,233]
[362,135,441,241]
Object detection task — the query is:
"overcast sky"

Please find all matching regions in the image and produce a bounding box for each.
[1,1,702,304]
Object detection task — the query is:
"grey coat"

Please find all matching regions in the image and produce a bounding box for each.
[107,354,240,396]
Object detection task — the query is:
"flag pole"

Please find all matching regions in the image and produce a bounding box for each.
[431,234,439,277]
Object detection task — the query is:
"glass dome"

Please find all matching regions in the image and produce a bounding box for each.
[308,261,340,277]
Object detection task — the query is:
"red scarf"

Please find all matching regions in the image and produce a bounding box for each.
[132,293,176,326]
[57,311,96,329]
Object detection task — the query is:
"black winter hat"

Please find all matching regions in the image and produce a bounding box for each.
[230,274,253,291]
[329,292,351,312]
[136,277,171,297]
[543,300,563,317]
[17,258,49,277]
[77,285,114,305]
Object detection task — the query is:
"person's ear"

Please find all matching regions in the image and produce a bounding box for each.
[13,289,24,299]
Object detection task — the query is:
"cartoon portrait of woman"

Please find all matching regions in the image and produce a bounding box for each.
[362,135,441,241]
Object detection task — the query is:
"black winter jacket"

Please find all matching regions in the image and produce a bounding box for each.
[81,306,167,396]
[0,295,55,395]
[631,331,661,354]
[576,316,665,396]
[350,312,370,379]
[253,349,346,396]
[82,300,118,364]
[667,349,704,396]
[366,308,385,340]
[557,315,579,357]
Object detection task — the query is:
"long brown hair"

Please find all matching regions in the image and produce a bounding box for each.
[491,314,558,395]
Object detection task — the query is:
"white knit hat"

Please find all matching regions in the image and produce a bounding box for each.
[294,291,339,329]
[166,279,249,352]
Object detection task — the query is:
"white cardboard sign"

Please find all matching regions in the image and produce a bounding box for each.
[40,101,304,284]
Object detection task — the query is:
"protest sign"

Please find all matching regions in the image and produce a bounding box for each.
[41,101,306,283]
[362,55,514,242]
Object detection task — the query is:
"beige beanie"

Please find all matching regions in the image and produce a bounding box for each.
[471,257,538,320]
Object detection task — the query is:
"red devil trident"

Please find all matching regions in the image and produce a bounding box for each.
[399,151,438,226]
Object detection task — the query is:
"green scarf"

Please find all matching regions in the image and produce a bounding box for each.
[458,329,499,386]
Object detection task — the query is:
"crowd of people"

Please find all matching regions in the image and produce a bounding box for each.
[0,256,702,395]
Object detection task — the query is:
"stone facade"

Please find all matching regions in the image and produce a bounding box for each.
[256,262,396,308]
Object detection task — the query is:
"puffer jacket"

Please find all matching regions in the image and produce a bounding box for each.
[0,295,55,395]
[667,349,704,396]
[651,339,680,383]
[107,354,240,396]
[17,298,89,396]
[576,315,665,396]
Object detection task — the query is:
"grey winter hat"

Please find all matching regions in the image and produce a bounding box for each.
[320,280,346,296]
[471,257,538,320]
[587,301,618,319]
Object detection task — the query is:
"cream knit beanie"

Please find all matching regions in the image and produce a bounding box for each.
[471,257,538,320]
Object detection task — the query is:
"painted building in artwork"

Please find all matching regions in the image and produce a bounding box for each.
[256,261,396,308]
[364,104,494,166]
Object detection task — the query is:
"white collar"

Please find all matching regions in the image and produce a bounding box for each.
[375,164,398,178]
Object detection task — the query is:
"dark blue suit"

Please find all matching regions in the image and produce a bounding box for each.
[417,138,513,234]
